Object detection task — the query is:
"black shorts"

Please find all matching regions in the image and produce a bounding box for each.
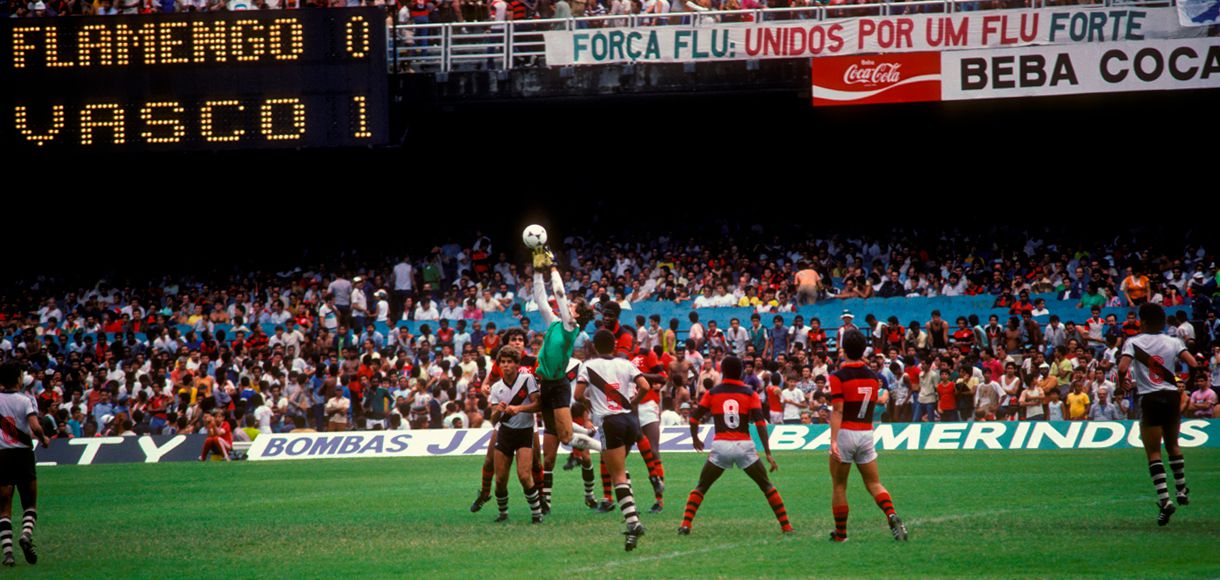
[601,413,642,451]
[1140,390,1181,429]
[495,426,536,455]
[0,448,36,486]
[539,378,571,411]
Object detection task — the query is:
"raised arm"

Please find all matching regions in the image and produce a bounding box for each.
[550,268,576,331]
[532,270,558,326]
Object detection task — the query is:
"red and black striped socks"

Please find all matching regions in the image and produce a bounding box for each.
[682,489,704,529]
[636,436,665,480]
[832,504,849,540]
[765,487,793,532]
[875,492,896,517]
[480,464,493,497]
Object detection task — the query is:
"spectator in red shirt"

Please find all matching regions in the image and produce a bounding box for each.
[936,371,958,422]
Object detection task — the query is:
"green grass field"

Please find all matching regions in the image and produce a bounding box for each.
[15,448,1220,578]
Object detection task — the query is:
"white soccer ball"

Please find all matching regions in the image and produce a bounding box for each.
[522,225,548,249]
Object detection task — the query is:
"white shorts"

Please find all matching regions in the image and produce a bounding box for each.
[638,401,660,427]
[708,439,760,470]
[365,418,387,430]
[836,429,877,465]
[770,411,784,424]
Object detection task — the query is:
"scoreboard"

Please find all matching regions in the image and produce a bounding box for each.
[1,8,389,150]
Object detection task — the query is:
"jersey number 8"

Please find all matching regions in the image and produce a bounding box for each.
[723,399,740,429]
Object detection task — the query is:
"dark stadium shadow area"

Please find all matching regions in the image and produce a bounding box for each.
[13,85,1213,201]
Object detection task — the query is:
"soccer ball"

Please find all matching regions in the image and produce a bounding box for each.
[522,225,548,249]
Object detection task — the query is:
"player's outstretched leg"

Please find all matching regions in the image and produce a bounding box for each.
[570,423,603,452]
[635,435,665,513]
[858,460,906,541]
[679,461,725,535]
[744,460,792,533]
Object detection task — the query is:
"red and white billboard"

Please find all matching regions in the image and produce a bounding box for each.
[813,38,1220,106]
[811,52,942,106]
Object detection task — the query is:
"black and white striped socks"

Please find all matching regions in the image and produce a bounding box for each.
[1149,460,1170,505]
[496,487,509,516]
[21,509,35,542]
[1167,455,1187,494]
[582,465,596,499]
[615,483,639,526]
[526,488,543,519]
[542,470,553,508]
[0,518,11,560]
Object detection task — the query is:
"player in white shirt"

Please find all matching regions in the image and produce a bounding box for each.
[0,364,51,568]
[575,329,653,551]
[487,346,544,524]
[1116,304,1199,527]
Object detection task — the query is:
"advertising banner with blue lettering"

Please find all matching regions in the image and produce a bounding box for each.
[247,420,1219,461]
[941,37,1220,100]
[544,6,1190,65]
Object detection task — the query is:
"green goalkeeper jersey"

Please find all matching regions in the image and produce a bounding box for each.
[537,320,579,381]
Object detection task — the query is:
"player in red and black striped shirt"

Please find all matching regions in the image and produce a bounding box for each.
[827,330,907,542]
[678,356,792,535]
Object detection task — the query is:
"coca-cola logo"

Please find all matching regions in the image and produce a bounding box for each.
[843,61,903,86]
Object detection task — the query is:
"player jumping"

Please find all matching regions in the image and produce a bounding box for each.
[530,248,601,512]
[1116,303,1199,526]
[576,329,653,551]
[827,330,908,543]
[488,346,545,523]
[0,363,50,567]
[678,356,792,535]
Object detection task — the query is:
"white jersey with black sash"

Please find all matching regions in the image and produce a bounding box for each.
[489,372,539,430]
[1121,333,1187,395]
[578,356,640,427]
[0,392,36,449]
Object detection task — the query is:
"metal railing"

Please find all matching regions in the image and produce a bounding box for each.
[388,0,1175,72]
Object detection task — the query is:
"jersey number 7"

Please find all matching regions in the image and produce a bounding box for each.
[857,387,872,420]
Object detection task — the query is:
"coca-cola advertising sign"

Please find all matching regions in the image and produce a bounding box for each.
[844,62,903,85]
[813,52,942,106]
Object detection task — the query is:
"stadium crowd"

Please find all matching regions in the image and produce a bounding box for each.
[2,225,1218,454]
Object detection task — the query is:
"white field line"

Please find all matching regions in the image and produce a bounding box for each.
[570,541,751,574]
[570,496,1151,574]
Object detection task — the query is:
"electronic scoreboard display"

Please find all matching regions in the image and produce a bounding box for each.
[1,8,389,150]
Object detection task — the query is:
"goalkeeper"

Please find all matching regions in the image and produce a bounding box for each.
[531,245,600,512]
